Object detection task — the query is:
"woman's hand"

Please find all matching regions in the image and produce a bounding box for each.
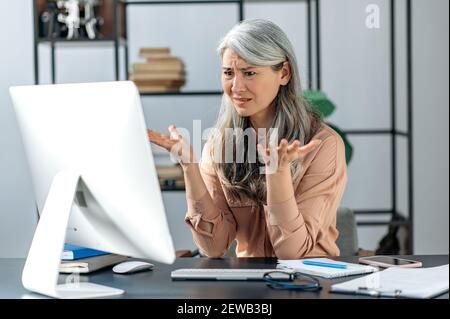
[257,138,321,174]
[147,124,196,168]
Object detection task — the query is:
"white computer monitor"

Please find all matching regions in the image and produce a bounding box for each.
[10,81,175,298]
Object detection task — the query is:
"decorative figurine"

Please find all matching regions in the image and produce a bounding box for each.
[82,0,100,39]
[57,0,81,39]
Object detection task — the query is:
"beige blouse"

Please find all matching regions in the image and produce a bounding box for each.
[184,124,348,259]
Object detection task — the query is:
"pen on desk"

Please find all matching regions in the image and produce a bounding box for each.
[302,260,348,269]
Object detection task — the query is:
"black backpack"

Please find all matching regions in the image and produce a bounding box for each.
[375,213,409,255]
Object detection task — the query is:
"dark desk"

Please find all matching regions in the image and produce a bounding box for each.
[1,255,448,299]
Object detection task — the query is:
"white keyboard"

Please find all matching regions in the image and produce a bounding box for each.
[171,268,293,281]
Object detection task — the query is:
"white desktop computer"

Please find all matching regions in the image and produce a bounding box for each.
[10,81,175,298]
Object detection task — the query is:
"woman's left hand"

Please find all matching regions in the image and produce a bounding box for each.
[257,138,321,174]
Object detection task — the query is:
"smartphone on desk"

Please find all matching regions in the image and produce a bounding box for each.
[359,255,422,268]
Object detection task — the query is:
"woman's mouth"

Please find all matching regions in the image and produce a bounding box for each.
[233,97,252,106]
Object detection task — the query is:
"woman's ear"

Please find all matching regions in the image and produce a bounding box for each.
[280,61,292,86]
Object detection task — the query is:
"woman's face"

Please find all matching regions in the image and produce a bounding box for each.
[221,48,291,119]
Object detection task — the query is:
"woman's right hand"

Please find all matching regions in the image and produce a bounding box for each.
[147,124,196,168]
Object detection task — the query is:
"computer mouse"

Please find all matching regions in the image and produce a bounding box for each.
[112,260,154,274]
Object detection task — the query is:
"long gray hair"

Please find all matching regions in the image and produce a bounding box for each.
[211,19,321,205]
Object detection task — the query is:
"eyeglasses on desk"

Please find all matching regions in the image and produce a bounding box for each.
[263,271,322,291]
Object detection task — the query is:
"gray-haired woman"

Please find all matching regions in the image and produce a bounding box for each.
[148,19,347,259]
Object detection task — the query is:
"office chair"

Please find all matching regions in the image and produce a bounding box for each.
[335,207,359,256]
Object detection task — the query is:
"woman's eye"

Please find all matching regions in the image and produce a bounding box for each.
[223,71,233,77]
[245,71,256,77]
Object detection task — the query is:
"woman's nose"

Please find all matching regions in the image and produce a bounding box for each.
[231,74,246,92]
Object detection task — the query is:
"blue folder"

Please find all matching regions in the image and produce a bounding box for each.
[62,244,109,261]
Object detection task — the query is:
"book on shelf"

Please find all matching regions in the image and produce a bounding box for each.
[131,78,186,87]
[59,254,129,274]
[144,56,183,64]
[139,47,172,59]
[129,72,186,81]
[139,47,171,55]
[133,62,184,73]
[131,47,187,92]
[137,85,180,93]
[139,47,170,54]
[140,50,174,60]
[156,165,184,179]
[61,243,109,261]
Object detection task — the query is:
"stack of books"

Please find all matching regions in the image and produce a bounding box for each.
[129,47,186,93]
[156,164,185,190]
[60,244,128,274]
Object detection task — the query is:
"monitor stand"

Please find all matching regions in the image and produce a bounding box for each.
[21,171,124,299]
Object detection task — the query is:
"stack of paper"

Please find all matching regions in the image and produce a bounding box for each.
[60,254,129,274]
[331,264,449,298]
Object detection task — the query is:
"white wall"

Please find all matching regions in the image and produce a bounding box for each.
[0,0,448,257]
[0,1,37,258]
[321,0,393,250]
[412,0,449,254]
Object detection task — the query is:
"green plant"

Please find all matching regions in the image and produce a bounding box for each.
[302,90,353,164]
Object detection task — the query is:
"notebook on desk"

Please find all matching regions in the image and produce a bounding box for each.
[277,258,378,279]
[171,258,377,281]
[59,254,128,274]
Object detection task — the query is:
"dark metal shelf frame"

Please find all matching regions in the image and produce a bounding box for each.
[33,0,124,84]
[32,0,414,252]
[344,0,414,254]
